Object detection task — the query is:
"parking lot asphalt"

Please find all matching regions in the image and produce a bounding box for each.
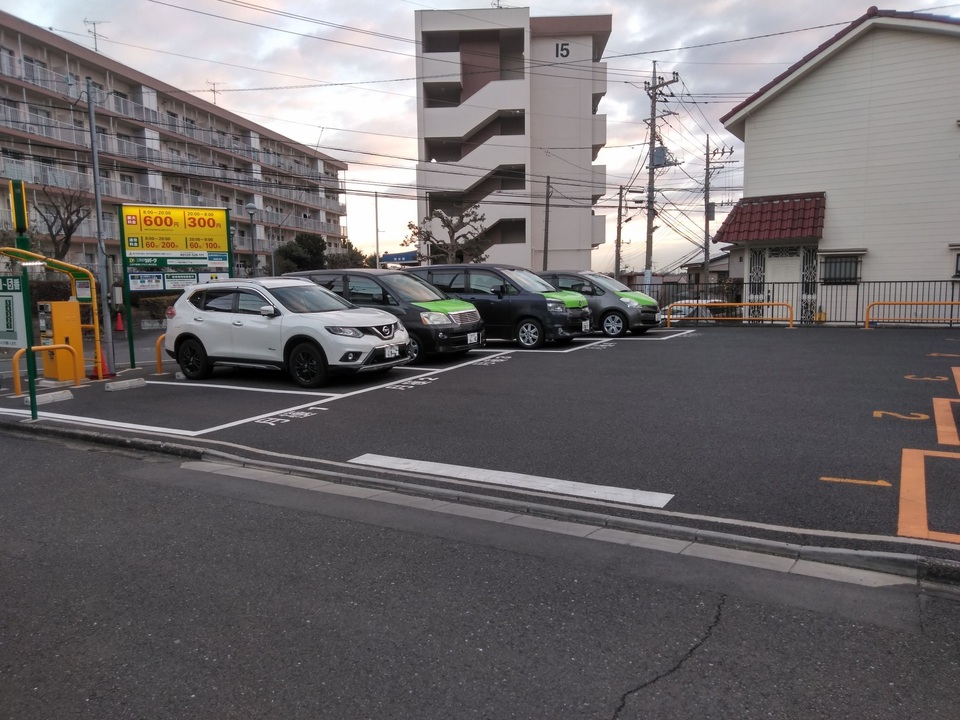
[2,324,960,580]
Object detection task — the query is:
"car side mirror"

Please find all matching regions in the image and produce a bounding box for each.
[260,305,278,317]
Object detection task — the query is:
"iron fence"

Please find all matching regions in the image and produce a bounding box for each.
[654,281,960,327]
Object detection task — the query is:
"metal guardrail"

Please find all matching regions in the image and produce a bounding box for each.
[864,301,960,329]
[664,302,795,329]
[11,344,83,397]
[655,281,960,327]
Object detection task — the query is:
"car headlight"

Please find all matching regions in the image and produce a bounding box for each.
[546,299,566,314]
[419,311,451,325]
[325,326,364,338]
[619,297,641,308]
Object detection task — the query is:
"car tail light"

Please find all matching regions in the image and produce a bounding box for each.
[165,306,177,319]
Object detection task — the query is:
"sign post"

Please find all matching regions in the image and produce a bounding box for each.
[8,180,38,419]
[118,204,232,367]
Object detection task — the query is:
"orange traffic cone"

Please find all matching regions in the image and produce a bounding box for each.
[115,312,124,332]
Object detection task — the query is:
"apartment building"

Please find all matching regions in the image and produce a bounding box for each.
[414,8,610,270]
[0,10,347,277]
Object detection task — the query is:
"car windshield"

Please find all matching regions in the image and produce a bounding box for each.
[588,273,631,293]
[269,284,354,313]
[501,268,557,293]
[380,273,446,302]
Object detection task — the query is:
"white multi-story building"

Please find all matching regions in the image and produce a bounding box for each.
[0,10,347,277]
[414,8,610,270]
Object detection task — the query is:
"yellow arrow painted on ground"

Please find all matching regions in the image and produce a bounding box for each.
[820,477,892,487]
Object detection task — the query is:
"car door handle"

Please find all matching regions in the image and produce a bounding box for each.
[232,320,244,327]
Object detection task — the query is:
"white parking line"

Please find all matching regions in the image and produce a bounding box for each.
[349,453,674,508]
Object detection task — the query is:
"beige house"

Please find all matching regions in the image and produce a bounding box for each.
[715,8,960,323]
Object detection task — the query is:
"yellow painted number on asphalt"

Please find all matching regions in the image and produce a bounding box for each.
[872,411,929,421]
[821,477,892,487]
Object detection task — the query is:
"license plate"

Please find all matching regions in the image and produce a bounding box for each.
[385,344,399,358]
[582,320,591,332]
[655,312,662,322]
[467,332,479,344]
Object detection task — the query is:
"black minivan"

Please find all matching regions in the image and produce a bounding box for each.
[406,263,591,349]
[284,268,485,363]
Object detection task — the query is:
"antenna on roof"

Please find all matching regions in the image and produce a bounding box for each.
[83,19,109,53]
[206,81,228,105]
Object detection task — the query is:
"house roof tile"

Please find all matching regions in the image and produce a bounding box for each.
[712,192,825,245]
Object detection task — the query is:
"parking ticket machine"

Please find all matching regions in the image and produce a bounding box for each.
[37,300,83,381]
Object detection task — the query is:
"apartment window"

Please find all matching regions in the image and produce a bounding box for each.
[184,117,197,138]
[954,252,960,279]
[820,255,861,285]
[22,56,46,82]
[0,47,14,77]
[120,173,135,196]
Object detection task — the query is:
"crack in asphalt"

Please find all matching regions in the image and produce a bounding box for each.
[611,594,727,719]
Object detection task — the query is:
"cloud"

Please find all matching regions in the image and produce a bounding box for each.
[10,0,958,272]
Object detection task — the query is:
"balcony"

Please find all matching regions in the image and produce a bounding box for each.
[422,79,527,139]
[420,51,462,84]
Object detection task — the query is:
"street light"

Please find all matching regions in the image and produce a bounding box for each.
[246,202,258,277]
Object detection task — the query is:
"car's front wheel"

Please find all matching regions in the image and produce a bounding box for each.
[288,342,328,388]
[600,311,628,338]
[515,318,545,349]
[176,338,211,380]
[407,334,424,364]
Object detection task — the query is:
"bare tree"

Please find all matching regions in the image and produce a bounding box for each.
[31,186,92,261]
[403,206,488,264]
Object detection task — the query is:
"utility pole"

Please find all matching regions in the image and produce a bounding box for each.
[643,61,679,293]
[87,77,115,376]
[541,176,551,271]
[614,186,624,281]
[703,135,734,296]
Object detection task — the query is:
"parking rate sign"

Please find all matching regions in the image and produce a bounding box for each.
[121,205,230,268]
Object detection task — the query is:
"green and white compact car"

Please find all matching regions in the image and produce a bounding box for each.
[285,268,485,363]
[537,270,661,337]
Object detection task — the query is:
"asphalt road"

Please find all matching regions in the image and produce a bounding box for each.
[2,325,958,565]
[2,430,959,719]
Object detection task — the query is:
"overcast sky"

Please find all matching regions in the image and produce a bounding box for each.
[7,1,960,272]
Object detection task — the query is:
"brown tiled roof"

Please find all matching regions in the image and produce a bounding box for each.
[712,192,825,245]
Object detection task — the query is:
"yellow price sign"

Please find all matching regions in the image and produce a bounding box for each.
[121,204,230,255]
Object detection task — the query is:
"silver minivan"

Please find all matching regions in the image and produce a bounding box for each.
[537,270,661,337]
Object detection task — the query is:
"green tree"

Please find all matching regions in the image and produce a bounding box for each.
[403,206,488,263]
[276,232,326,272]
[326,239,373,269]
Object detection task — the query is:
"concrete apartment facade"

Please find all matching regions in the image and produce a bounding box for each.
[0,10,347,278]
[414,8,610,270]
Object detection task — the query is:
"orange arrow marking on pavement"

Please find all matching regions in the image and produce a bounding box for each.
[820,477,892,487]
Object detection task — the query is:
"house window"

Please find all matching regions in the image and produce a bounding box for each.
[954,252,960,278]
[821,255,861,285]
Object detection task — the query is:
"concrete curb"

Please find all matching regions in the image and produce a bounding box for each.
[3,417,959,585]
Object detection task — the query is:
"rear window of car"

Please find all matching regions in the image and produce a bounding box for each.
[189,289,237,312]
[424,270,466,293]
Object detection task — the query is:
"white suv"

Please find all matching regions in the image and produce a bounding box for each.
[163,278,411,388]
